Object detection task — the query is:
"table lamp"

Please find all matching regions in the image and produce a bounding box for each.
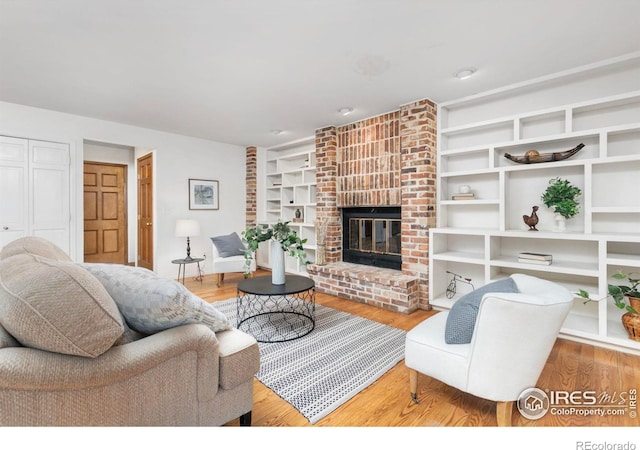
[175,219,200,260]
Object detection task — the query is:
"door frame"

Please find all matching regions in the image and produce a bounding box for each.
[83,161,128,264]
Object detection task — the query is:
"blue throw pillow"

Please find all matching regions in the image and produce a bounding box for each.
[444,277,519,344]
[211,232,245,257]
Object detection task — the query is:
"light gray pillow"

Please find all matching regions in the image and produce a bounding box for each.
[444,277,519,344]
[211,232,245,257]
[81,263,231,334]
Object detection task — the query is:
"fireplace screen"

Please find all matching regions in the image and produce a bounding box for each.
[342,207,402,270]
[349,219,401,255]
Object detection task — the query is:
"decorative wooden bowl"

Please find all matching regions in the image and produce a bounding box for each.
[504,143,585,164]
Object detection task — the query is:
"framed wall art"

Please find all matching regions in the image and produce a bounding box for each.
[189,178,219,210]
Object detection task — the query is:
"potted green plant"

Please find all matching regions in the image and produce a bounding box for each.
[540,177,582,231]
[242,220,308,285]
[577,271,640,341]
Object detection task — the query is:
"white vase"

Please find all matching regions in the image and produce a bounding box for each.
[554,213,567,232]
[270,240,286,285]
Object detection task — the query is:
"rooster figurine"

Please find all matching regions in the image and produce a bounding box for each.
[523,205,539,231]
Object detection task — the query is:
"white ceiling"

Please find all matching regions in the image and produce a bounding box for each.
[1,0,639,148]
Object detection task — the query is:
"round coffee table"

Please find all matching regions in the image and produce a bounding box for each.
[236,275,315,343]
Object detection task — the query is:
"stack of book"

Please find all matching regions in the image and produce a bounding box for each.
[451,192,475,200]
[518,252,552,265]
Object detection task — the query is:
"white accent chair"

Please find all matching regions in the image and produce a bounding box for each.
[405,273,573,426]
[211,238,256,288]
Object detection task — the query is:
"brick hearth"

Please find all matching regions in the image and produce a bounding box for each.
[308,262,419,314]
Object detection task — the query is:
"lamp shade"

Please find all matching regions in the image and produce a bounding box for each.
[175,219,200,237]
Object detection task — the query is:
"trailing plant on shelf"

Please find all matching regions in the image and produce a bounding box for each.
[540,177,582,219]
[241,220,308,274]
[576,271,640,315]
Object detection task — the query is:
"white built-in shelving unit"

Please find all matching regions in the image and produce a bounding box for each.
[257,137,316,275]
[432,54,640,354]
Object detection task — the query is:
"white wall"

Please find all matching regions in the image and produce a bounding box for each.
[0,101,247,279]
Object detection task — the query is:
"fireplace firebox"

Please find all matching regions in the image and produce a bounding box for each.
[342,207,401,270]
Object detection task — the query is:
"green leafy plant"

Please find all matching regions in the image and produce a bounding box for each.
[241,220,308,274]
[541,177,582,219]
[576,271,640,314]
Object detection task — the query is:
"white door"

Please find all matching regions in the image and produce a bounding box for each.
[0,136,70,255]
[0,136,28,249]
[29,140,70,254]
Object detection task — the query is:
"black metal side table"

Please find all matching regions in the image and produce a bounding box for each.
[171,257,204,284]
[236,275,315,343]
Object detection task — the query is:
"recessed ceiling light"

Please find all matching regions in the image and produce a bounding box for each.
[455,68,477,80]
[338,107,354,116]
[270,129,284,136]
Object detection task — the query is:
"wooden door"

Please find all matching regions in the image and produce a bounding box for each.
[83,162,127,264]
[137,153,153,270]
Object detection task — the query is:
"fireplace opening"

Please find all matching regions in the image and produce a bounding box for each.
[342,207,401,270]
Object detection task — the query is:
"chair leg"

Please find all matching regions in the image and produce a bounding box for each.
[216,273,224,288]
[409,369,419,404]
[496,401,513,426]
[239,411,252,426]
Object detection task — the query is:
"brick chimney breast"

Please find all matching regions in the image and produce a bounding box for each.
[309,99,436,312]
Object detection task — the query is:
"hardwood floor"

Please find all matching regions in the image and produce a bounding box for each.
[185,270,640,427]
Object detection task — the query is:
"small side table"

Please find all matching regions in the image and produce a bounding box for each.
[171,257,204,284]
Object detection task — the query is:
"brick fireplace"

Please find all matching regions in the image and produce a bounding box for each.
[307,98,437,313]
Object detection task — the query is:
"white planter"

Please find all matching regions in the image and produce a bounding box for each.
[271,240,286,285]
[554,213,567,232]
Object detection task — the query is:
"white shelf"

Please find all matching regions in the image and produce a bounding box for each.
[259,137,317,274]
[440,199,500,206]
[432,250,484,264]
[608,253,640,267]
[434,57,640,355]
[490,256,599,277]
[591,206,640,213]
[439,145,490,157]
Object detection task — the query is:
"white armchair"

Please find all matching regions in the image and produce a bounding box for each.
[210,233,256,288]
[405,273,573,426]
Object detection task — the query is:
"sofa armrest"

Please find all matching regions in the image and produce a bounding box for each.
[0,323,219,397]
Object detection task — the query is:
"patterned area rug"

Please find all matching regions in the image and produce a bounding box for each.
[214,298,406,424]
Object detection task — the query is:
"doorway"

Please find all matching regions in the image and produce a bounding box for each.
[137,152,154,270]
[83,162,128,264]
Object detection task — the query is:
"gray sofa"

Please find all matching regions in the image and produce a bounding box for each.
[0,237,260,426]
